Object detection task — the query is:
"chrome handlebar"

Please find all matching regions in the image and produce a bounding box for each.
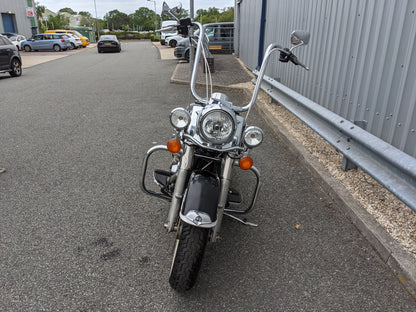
[188,22,309,116]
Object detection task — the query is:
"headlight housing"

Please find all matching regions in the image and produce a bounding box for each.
[243,126,264,147]
[170,108,191,129]
[200,109,235,144]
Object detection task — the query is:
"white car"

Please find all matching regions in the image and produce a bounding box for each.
[64,34,82,49]
[166,34,185,48]
[9,35,26,50]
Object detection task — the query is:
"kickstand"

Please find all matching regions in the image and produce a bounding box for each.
[224,212,258,227]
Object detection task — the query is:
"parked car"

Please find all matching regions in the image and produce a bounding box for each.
[9,35,26,50]
[65,34,82,49]
[1,33,18,38]
[174,22,234,61]
[45,29,89,47]
[166,34,185,48]
[21,33,71,52]
[97,35,121,53]
[0,34,22,77]
[160,20,178,45]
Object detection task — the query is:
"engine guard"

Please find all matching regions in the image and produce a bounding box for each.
[180,173,220,228]
[141,145,177,201]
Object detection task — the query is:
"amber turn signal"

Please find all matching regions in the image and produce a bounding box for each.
[167,139,182,153]
[239,156,253,170]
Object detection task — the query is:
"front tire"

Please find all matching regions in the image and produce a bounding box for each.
[24,45,31,52]
[169,222,209,291]
[169,40,177,48]
[9,59,22,77]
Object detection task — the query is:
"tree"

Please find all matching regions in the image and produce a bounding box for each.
[79,11,94,27]
[128,7,156,31]
[78,11,91,16]
[59,8,77,15]
[47,14,70,29]
[195,7,234,24]
[103,9,129,30]
[35,2,46,32]
[218,7,234,22]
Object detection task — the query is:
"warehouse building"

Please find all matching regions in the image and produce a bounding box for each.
[0,0,38,38]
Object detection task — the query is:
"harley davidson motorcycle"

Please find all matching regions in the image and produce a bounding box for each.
[141,7,310,291]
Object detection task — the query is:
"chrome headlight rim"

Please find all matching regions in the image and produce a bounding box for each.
[170,107,191,130]
[199,108,236,145]
[243,126,264,148]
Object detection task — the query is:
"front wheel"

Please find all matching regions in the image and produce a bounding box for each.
[24,45,31,52]
[169,222,209,291]
[169,40,177,48]
[53,44,61,52]
[9,59,22,77]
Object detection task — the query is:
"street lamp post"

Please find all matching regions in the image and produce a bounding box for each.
[147,0,157,34]
[93,0,99,41]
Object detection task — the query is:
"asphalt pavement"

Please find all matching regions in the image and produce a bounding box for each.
[0,41,415,311]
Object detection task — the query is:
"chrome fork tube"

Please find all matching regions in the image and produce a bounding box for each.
[165,145,194,232]
[211,156,234,242]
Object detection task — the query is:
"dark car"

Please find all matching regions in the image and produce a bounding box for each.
[97,35,121,53]
[0,34,22,77]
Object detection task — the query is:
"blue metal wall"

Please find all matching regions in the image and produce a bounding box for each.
[235,0,416,158]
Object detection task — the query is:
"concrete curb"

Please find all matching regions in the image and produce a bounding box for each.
[169,61,416,300]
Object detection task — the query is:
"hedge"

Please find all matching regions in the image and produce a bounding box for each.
[100,31,161,41]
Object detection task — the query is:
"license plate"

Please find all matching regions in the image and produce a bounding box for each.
[105,43,112,46]
[209,45,222,50]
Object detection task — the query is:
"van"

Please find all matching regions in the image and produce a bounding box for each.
[174,22,234,61]
[160,20,178,45]
[204,22,234,53]
[45,29,89,47]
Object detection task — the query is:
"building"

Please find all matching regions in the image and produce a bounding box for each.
[235,0,416,158]
[0,0,38,38]
[60,12,82,28]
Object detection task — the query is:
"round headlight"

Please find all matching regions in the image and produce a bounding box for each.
[200,110,235,144]
[170,108,191,129]
[243,126,264,147]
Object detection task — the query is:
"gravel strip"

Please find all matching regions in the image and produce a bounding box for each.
[233,81,416,260]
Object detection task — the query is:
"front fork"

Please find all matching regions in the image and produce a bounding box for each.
[165,144,234,242]
[165,145,194,232]
[211,156,233,242]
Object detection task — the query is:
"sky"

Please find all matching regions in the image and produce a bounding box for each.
[37,0,235,18]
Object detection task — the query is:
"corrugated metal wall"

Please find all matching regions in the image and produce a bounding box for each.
[236,0,416,158]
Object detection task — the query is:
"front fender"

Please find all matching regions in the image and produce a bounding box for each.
[180,173,220,228]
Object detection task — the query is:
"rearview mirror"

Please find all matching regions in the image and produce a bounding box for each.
[162,2,182,21]
[291,30,310,46]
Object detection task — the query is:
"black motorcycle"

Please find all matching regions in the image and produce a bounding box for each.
[141,11,310,291]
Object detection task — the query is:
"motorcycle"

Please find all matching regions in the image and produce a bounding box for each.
[141,12,310,291]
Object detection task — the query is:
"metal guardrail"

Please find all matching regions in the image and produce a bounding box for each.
[254,70,416,212]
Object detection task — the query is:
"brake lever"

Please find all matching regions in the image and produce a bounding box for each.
[290,54,310,71]
[279,48,310,71]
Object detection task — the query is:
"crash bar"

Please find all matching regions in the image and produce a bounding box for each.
[254,70,416,212]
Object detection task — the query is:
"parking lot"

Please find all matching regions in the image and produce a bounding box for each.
[19,43,96,68]
[0,40,415,311]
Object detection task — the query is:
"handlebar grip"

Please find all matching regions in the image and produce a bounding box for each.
[289,53,310,71]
